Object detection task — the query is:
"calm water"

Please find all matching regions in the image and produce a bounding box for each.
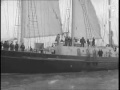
[1,70,118,90]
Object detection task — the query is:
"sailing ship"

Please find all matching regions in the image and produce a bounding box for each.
[1,0,118,73]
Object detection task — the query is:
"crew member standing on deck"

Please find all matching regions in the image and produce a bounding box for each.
[3,41,7,50]
[15,42,19,51]
[55,34,60,45]
[65,35,69,46]
[30,46,33,52]
[86,49,90,57]
[4,41,9,50]
[108,50,112,57]
[92,37,95,46]
[10,41,14,51]
[68,37,72,46]
[98,49,103,57]
[93,49,97,58]
[87,39,90,47]
[80,38,82,47]
[20,43,25,51]
[1,41,3,49]
[80,37,86,47]
[69,37,72,46]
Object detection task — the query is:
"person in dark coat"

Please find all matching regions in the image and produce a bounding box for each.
[74,38,78,42]
[15,42,19,51]
[3,41,7,50]
[114,46,117,52]
[55,34,60,45]
[100,49,103,57]
[68,37,72,46]
[108,50,112,57]
[80,37,86,47]
[65,35,69,46]
[70,37,72,46]
[98,50,100,57]
[30,46,33,52]
[87,39,90,47]
[3,41,9,50]
[20,43,25,51]
[6,41,10,50]
[1,41,3,49]
[80,38,82,47]
[98,49,103,57]
[92,37,95,46]
[10,41,14,51]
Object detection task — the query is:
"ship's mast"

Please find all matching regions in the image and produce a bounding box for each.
[71,0,74,46]
[108,0,112,47]
[20,0,24,44]
[16,0,21,45]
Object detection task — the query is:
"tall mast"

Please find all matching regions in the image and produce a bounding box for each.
[20,0,24,44]
[108,0,112,46]
[71,0,74,46]
[17,0,21,44]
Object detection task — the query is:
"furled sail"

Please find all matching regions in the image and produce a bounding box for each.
[72,0,101,39]
[21,0,62,38]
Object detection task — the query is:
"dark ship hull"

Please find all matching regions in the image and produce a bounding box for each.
[1,50,118,73]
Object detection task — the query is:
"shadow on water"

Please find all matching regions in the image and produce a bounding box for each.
[1,70,118,90]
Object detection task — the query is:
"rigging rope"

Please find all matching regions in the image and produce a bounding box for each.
[101,0,109,45]
[13,0,19,39]
[101,1,106,43]
[79,0,92,39]
[50,1,63,46]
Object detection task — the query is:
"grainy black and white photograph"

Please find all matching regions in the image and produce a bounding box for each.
[1,0,118,90]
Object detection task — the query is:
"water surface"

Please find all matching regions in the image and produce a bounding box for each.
[1,70,118,90]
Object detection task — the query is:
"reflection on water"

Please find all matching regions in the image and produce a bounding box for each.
[1,70,118,90]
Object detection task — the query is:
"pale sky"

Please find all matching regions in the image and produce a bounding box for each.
[1,0,119,46]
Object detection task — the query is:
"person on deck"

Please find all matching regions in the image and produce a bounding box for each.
[20,43,25,51]
[6,41,10,50]
[30,46,33,52]
[74,37,78,42]
[15,42,19,51]
[86,49,90,58]
[87,39,90,47]
[65,35,69,46]
[80,38,82,47]
[1,41,3,49]
[92,37,95,46]
[3,41,9,50]
[10,41,14,51]
[80,37,86,47]
[93,49,97,58]
[68,37,72,46]
[3,41,7,50]
[69,37,72,46]
[113,46,117,52]
[108,50,112,57]
[55,34,60,45]
[98,49,103,57]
